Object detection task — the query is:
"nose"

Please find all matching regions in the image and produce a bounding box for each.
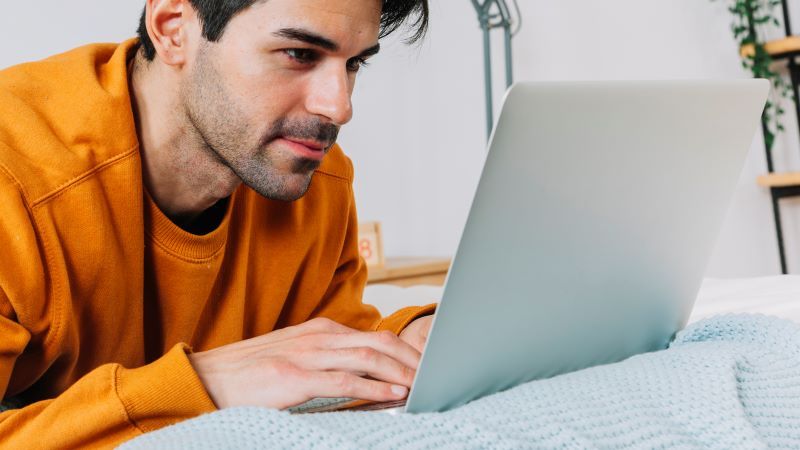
[304,62,354,126]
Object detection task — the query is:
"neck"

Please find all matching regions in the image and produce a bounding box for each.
[129,50,241,225]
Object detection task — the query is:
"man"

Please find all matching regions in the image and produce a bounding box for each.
[0,0,434,447]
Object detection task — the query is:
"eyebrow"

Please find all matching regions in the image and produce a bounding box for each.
[272,27,381,58]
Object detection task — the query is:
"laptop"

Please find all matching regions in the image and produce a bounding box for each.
[293,80,769,414]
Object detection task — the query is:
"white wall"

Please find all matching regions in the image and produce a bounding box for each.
[1,1,796,277]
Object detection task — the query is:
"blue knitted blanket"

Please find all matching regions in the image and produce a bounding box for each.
[121,315,800,449]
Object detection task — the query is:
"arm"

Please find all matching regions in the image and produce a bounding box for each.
[187,172,435,411]
[0,172,215,448]
[0,287,216,448]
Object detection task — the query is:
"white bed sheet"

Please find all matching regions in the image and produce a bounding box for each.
[364,275,800,325]
[689,276,800,324]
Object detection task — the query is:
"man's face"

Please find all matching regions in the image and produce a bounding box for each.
[181,0,382,201]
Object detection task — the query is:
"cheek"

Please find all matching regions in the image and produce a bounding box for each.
[247,73,314,125]
[217,70,286,128]
[244,80,304,130]
[215,45,310,124]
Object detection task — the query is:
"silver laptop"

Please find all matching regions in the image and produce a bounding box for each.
[298,80,769,414]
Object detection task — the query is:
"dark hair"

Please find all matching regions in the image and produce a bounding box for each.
[137,0,429,61]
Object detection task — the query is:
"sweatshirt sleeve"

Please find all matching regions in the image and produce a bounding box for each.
[311,173,436,335]
[0,171,216,449]
[0,294,216,449]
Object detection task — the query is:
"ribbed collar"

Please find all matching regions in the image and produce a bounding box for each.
[143,189,235,261]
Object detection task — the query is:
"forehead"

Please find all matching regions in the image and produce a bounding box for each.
[235,0,383,41]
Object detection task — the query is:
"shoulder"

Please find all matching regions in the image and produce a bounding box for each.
[315,144,355,184]
[0,40,139,204]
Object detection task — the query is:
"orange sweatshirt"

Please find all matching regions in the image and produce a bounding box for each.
[0,40,434,448]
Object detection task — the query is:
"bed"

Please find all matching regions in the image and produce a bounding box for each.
[121,277,800,449]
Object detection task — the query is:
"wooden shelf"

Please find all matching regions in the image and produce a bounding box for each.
[367,257,451,287]
[740,36,800,59]
[757,172,800,187]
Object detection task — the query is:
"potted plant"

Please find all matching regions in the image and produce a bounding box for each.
[717,0,793,151]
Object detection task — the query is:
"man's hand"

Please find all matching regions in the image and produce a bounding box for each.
[188,318,420,410]
[399,315,434,353]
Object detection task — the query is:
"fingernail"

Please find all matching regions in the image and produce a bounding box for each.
[391,385,408,397]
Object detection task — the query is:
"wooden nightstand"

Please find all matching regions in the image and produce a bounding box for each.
[366,257,451,287]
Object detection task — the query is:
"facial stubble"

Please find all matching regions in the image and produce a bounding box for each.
[183,43,339,202]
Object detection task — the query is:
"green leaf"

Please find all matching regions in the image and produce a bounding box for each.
[714,0,791,150]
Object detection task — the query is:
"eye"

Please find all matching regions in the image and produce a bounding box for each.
[346,57,370,73]
[284,48,320,65]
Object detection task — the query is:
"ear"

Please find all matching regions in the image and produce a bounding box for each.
[143,0,192,66]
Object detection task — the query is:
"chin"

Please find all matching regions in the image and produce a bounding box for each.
[246,173,315,202]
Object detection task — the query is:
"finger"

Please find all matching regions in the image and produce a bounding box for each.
[322,330,422,371]
[298,347,416,387]
[304,371,409,402]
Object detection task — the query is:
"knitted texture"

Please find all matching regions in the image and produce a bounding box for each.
[120,314,800,449]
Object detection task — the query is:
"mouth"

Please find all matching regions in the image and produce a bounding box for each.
[278,137,329,161]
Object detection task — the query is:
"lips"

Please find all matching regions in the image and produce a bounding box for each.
[283,137,325,151]
[279,137,328,161]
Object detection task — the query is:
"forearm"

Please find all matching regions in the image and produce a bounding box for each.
[0,344,216,449]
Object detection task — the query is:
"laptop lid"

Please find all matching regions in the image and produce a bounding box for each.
[405,80,769,413]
